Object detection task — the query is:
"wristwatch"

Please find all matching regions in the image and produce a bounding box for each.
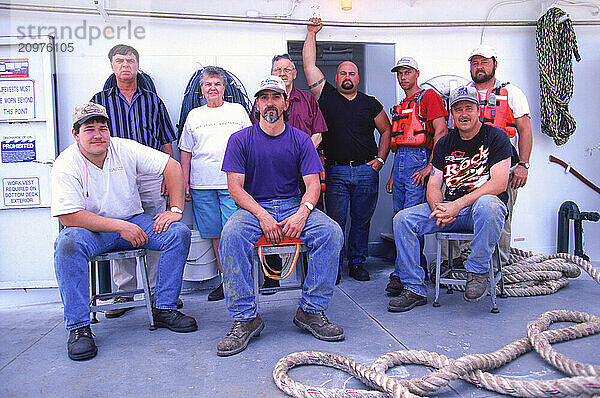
[301,202,314,211]
[375,156,385,164]
[518,162,530,169]
[170,206,183,214]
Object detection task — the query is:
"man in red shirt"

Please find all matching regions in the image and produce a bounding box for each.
[385,57,448,295]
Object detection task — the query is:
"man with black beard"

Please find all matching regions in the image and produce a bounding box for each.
[303,18,391,282]
[467,45,532,266]
[216,76,344,357]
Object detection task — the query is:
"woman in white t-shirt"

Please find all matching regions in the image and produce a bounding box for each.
[179,67,251,301]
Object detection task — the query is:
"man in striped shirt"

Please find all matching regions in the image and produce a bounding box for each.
[91,44,180,317]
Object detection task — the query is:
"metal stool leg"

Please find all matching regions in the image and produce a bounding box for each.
[90,261,98,324]
[137,255,156,330]
[446,240,454,294]
[433,237,442,307]
[252,248,260,314]
[490,244,500,314]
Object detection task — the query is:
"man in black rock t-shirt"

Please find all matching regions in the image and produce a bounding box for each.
[303,17,391,282]
[388,86,511,312]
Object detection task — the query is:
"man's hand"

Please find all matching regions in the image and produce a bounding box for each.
[259,213,283,244]
[308,17,323,34]
[161,179,169,196]
[411,163,431,186]
[386,172,394,194]
[429,202,459,228]
[367,158,384,172]
[153,210,182,234]
[117,220,148,247]
[510,165,528,189]
[184,182,191,202]
[277,208,309,239]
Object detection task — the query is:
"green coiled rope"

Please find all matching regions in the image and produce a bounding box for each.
[536,7,581,146]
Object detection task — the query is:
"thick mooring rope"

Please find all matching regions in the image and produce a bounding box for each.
[536,7,580,146]
[273,255,600,397]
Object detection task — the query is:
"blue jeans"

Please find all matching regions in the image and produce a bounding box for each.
[393,195,507,297]
[324,163,378,267]
[219,197,343,320]
[392,146,430,271]
[53,214,191,331]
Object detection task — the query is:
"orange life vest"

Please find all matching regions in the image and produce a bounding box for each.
[479,84,517,138]
[390,90,433,152]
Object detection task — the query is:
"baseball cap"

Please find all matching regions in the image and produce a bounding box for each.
[391,57,419,72]
[254,75,287,97]
[449,86,479,108]
[468,44,497,61]
[73,102,109,126]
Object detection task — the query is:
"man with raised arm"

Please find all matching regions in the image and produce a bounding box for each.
[302,17,391,282]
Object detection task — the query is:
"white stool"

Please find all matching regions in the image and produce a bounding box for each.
[89,249,155,329]
[433,232,505,313]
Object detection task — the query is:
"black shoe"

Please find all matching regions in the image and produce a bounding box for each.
[208,283,224,301]
[67,326,97,361]
[261,277,279,295]
[293,308,344,342]
[385,273,404,296]
[152,308,198,332]
[217,315,264,357]
[348,264,370,281]
[388,289,427,312]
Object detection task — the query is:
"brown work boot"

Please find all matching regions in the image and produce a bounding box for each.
[464,272,489,302]
[385,273,404,296]
[293,308,344,342]
[104,296,134,318]
[388,289,427,312]
[217,315,264,357]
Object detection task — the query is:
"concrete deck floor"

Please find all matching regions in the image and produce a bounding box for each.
[1,257,599,397]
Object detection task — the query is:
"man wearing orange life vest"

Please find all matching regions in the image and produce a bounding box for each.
[385,57,448,296]
[468,45,533,266]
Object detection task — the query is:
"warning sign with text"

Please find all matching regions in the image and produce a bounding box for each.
[3,177,40,206]
[0,79,35,121]
[1,139,36,163]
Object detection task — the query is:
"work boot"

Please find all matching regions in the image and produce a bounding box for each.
[152,308,197,332]
[208,283,224,301]
[217,315,264,357]
[261,277,280,295]
[348,264,370,281]
[67,325,97,361]
[388,289,427,312]
[104,296,134,318]
[464,272,489,302]
[293,308,344,342]
[385,273,404,296]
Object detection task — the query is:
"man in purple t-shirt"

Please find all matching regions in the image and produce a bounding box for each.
[216,76,345,357]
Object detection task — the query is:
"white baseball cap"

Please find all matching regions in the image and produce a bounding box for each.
[391,57,419,72]
[254,75,287,97]
[468,44,497,61]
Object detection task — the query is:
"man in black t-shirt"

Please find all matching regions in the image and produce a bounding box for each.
[303,18,391,282]
[388,86,511,312]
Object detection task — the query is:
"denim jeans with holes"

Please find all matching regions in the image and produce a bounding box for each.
[393,195,507,297]
[53,214,191,331]
[219,197,343,321]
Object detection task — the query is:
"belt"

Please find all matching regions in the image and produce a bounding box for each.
[325,159,371,167]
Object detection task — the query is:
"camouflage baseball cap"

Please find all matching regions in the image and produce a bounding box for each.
[72,102,109,126]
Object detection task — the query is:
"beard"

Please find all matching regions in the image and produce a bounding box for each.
[471,65,496,84]
[262,106,281,123]
[341,79,354,90]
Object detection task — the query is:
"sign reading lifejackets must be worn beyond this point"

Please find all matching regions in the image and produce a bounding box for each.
[3,177,40,206]
[0,79,35,121]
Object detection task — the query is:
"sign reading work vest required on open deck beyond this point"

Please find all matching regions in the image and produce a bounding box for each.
[0,79,35,121]
[3,177,40,206]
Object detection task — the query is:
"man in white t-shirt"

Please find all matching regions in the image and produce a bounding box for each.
[52,103,197,361]
[179,66,251,302]
[467,45,533,265]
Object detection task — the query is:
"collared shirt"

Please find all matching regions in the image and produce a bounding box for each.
[91,86,177,151]
[250,86,327,136]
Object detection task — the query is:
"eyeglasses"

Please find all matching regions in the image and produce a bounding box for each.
[272,67,295,74]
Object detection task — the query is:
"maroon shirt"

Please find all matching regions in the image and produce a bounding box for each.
[251,86,327,136]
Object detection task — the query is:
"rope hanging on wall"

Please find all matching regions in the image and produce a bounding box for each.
[536,7,580,146]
